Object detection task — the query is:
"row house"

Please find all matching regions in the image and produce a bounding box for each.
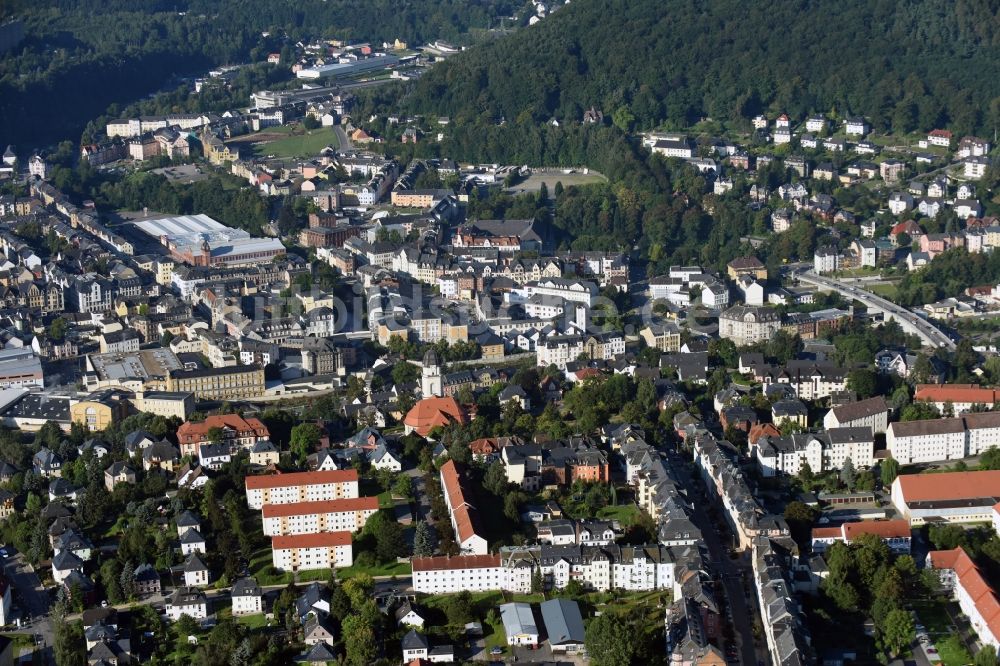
[261,497,379,536]
[887,411,1000,464]
[751,427,875,477]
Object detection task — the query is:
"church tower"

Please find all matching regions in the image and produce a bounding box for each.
[421,348,442,397]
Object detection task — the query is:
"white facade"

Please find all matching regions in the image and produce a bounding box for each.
[261,498,379,536]
[245,470,359,509]
[166,591,208,622]
[271,533,354,571]
[232,591,262,616]
[887,413,1000,464]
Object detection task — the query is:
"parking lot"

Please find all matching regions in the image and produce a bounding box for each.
[150,163,211,184]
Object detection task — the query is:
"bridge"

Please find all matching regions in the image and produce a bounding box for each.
[796,270,957,351]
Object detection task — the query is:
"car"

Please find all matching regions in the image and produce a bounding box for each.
[0,549,8,558]
[490,647,503,655]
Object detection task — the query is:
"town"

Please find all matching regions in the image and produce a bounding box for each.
[0,10,1000,666]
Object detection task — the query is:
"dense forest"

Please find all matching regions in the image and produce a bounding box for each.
[406,0,1000,136]
[0,0,521,148]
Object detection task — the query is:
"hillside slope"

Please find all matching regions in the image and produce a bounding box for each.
[408,0,1000,135]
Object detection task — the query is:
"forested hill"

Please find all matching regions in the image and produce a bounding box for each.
[407,0,1000,136]
[0,0,518,149]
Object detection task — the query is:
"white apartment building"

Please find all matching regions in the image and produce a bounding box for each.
[928,547,1000,650]
[887,412,1000,464]
[718,306,783,346]
[411,555,518,594]
[245,470,359,509]
[261,497,379,536]
[753,427,875,477]
[823,396,889,433]
[271,532,353,572]
[536,332,624,370]
[508,278,599,307]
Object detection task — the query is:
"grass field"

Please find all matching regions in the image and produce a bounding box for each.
[248,126,340,158]
[336,560,410,579]
[597,503,642,526]
[868,283,899,300]
[507,169,606,194]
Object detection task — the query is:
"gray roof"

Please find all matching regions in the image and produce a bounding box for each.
[540,598,585,646]
[499,602,538,637]
[401,628,429,650]
[232,576,261,598]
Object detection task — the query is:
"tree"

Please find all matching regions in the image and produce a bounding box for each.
[483,459,508,496]
[846,368,877,398]
[840,456,856,491]
[797,461,815,488]
[975,645,998,666]
[413,520,435,556]
[343,574,374,609]
[444,590,474,625]
[54,619,86,666]
[980,447,1000,470]
[363,511,407,562]
[783,501,817,549]
[881,608,915,657]
[48,317,68,342]
[342,605,377,666]
[392,474,413,498]
[880,457,899,487]
[302,115,320,130]
[289,423,322,464]
[586,613,637,666]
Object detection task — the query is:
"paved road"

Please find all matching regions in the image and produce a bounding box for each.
[334,126,353,151]
[671,452,760,666]
[3,553,53,664]
[796,270,957,350]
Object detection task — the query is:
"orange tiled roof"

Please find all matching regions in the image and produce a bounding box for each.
[843,519,910,541]
[271,531,352,550]
[895,470,1000,502]
[245,469,358,490]
[261,496,378,518]
[178,414,269,444]
[403,397,468,436]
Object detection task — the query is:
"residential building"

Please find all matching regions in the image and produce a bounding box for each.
[499,603,539,647]
[887,412,1000,464]
[822,396,889,433]
[440,460,488,555]
[270,531,353,572]
[166,587,209,622]
[166,364,266,400]
[913,384,1000,414]
[231,577,263,616]
[927,547,1000,650]
[261,497,379,536]
[245,469,360,509]
[718,306,783,346]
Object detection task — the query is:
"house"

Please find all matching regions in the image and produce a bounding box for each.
[369,444,402,471]
[250,439,279,467]
[176,510,201,538]
[180,528,207,555]
[103,462,136,491]
[823,396,889,433]
[52,550,84,584]
[726,257,767,280]
[166,587,209,622]
[182,552,210,586]
[300,642,338,664]
[395,602,426,628]
[540,598,586,653]
[402,629,430,662]
[499,603,539,646]
[231,577,263,616]
[304,614,336,645]
[927,129,953,148]
[926,547,1000,650]
[811,519,911,554]
[33,448,62,477]
[844,117,869,136]
[771,399,808,428]
[134,563,160,596]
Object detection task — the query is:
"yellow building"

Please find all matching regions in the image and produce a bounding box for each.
[70,390,132,431]
[166,365,265,400]
[133,391,195,420]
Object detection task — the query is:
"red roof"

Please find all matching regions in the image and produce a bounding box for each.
[411,554,500,571]
[748,423,780,445]
[843,519,910,541]
[929,129,953,138]
[403,397,468,436]
[245,469,358,490]
[894,470,1000,502]
[811,526,841,539]
[929,547,1000,640]
[261,496,379,518]
[178,414,269,444]
[891,220,924,236]
[914,384,1000,406]
[271,531,352,550]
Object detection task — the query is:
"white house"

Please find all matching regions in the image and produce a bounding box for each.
[166,587,209,622]
[823,396,889,434]
[231,577,263,616]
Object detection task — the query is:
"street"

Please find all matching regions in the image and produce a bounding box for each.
[3,550,53,664]
[671,452,761,666]
[797,270,956,350]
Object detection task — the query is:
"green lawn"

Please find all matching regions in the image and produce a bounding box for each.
[336,560,410,579]
[236,614,270,630]
[252,127,340,158]
[249,547,293,586]
[868,283,898,300]
[935,636,971,666]
[378,491,395,509]
[597,503,642,526]
[913,599,968,666]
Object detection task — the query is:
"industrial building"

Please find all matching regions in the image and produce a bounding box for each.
[132,214,285,267]
[296,55,400,80]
